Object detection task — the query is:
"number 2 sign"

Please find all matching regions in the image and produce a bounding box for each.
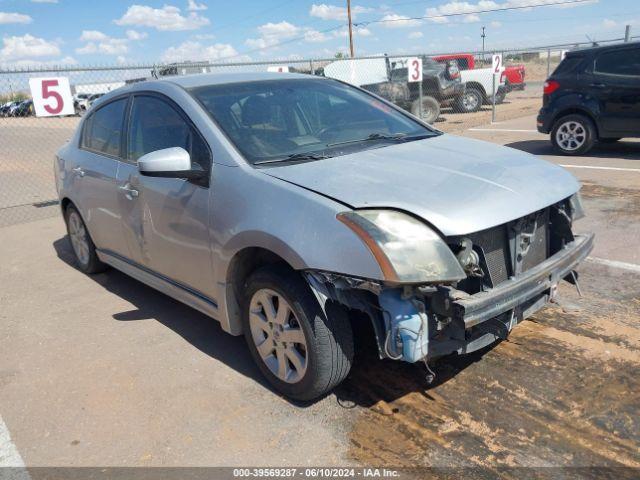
[28,77,75,117]
[492,54,503,74]
[407,57,423,83]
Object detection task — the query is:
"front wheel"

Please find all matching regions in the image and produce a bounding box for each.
[550,114,596,155]
[410,96,440,124]
[242,266,353,401]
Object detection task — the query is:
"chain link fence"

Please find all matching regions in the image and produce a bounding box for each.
[0,36,635,227]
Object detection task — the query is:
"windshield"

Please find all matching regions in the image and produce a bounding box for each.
[190,78,437,165]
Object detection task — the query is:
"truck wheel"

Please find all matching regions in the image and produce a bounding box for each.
[492,86,507,104]
[241,265,354,401]
[410,96,440,124]
[455,87,483,113]
[551,114,596,156]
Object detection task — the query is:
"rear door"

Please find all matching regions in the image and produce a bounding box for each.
[590,46,640,135]
[116,93,215,295]
[74,96,130,257]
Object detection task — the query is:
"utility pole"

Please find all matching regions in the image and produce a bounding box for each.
[481,26,486,62]
[347,0,355,58]
[624,25,631,42]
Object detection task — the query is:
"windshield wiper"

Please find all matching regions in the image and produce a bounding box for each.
[327,132,432,147]
[253,152,331,165]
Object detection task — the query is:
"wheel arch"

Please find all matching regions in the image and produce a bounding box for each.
[551,107,600,138]
[464,81,487,99]
[223,236,307,335]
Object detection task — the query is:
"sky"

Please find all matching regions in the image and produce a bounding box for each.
[0,0,638,67]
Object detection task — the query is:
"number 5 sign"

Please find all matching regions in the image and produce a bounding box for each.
[407,57,423,83]
[28,77,75,117]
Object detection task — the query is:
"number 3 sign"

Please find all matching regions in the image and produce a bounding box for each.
[407,57,423,83]
[28,77,75,117]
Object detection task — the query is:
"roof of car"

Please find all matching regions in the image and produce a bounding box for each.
[161,71,317,89]
[566,40,640,56]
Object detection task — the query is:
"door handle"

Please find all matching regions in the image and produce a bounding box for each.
[119,184,139,200]
[72,166,85,177]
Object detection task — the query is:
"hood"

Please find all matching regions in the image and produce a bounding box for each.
[263,134,579,236]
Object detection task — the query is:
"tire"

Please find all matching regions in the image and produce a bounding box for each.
[64,204,108,274]
[410,96,440,124]
[455,86,483,113]
[600,137,621,143]
[550,114,596,156]
[241,265,354,401]
[492,86,507,105]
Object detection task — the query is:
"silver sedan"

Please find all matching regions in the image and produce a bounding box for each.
[54,72,593,400]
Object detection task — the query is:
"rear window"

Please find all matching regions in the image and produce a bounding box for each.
[552,56,584,75]
[81,98,127,157]
[595,48,640,76]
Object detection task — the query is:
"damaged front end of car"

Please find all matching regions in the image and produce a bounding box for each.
[304,194,594,366]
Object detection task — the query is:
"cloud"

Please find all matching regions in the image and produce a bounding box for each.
[79,30,109,42]
[408,31,424,39]
[379,13,421,28]
[0,12,32,24]
[462,14,481,22]
[425,0,596,24]
[115,4,209,31]
[125,29,148,40]
[309,3,371,21]
[76,30,145,56]
[245,21,300,50]
[0,34,61,62]
[490,20,502,27]
[602,18,617,29]
[187,0,207,11]
[6,56,77,68]
[161,41,245,62]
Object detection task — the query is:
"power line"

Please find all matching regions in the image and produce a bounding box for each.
[212,0,596,62]
[354,0,594,27]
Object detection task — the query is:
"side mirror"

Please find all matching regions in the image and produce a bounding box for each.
[138,147,205,180]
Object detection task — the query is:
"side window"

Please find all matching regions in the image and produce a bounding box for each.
[595,48,640,76]
[128,95,211,171]
[81,98,127,156]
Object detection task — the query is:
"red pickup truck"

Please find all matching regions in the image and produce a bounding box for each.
[433,53,526,99]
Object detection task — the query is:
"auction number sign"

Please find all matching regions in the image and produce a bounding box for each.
[492,53,504,74]
[407,57,423,83]
[28,77,75,117]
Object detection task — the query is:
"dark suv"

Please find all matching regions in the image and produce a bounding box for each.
[362,56,464,124]
[537,41,640,155]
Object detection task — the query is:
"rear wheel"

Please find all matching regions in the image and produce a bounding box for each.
[64,204,107,274]
[410,96,440,124]
[242,266,353,401]
[455,86,483,113]
[550,114,596,155]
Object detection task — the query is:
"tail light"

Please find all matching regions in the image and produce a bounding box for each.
[543,80,560,95]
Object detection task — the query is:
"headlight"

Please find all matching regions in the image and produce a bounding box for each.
[337,210,466,283]
[569,192,585,221]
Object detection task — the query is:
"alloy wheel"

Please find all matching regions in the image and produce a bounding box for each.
[68,210,90,266]
[248,288,308,384]
[555,121,586,151]
[462,91,479,111]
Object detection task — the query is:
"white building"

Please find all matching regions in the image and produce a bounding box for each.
[72,81,125,95]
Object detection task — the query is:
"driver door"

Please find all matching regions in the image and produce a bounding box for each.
[116,93,215,297]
